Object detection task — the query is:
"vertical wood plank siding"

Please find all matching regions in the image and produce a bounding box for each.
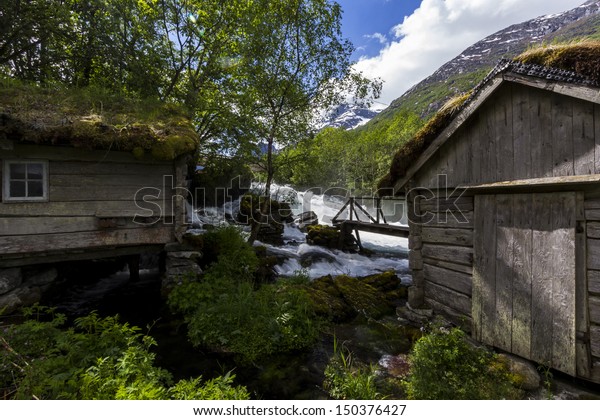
[414,83,599,188]
[410,80,600,382]
[473,193,577,376]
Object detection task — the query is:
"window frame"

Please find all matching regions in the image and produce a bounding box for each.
[2,159,49,202]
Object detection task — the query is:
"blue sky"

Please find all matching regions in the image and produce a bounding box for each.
[337,0,586,106]
[337,0,422,59]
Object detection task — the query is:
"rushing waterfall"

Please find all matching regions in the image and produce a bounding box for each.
[187,184,411,284]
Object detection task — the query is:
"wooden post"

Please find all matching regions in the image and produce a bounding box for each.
[127,254,140,281]
[407,182,425,308]
[576,192,592,378]
[174,156,188,242]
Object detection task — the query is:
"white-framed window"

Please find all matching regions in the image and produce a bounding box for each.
[2,160,49,202]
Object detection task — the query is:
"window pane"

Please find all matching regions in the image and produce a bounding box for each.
[9,163,26,180]
[10,180,26,197]
[27,163,44,180]
[28,181,44,197]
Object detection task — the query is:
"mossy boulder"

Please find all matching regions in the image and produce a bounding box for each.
[362,271,408,301]
[306,225,356,250]
[306,225,340,248]
[333,275,394,320]
[304,275,355,322]
[238,194,293,225]
[238,194,293,245]
[304,273,402,322]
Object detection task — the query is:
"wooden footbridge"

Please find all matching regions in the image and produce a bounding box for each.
[331,197,409,250]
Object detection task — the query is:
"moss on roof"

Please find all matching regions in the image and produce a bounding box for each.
[378,41,600,193]
[377,93,470,192]
[515,40,600,84]
[0,80,199,160]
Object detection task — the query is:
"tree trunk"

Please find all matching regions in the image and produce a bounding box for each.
[248,137,275,245]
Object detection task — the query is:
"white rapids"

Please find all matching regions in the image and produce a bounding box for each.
[187,183,411,283]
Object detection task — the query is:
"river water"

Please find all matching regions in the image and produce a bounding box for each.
[188,184,412,284]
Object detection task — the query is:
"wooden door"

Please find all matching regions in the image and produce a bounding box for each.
[473,192,576,376]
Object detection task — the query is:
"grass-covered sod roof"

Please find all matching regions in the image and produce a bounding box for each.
[0,80,199,160]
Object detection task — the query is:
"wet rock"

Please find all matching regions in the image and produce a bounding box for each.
[299,250,337,267]
[24,267,58,286]
[333,275,394,320]
[306,225,352,249]
[305,275,355,322]
[0,292,21,314]
[238,194,293,225]
[305,273,402,322]
[257,220,285,245]
[295,211,319,230]
[0,268,22,294]
[362,271,408,302]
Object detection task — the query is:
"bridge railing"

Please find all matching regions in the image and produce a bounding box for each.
[331,196,405,225]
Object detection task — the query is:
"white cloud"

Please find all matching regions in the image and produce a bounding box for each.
[354,0,586,106]
[364,32,388,45]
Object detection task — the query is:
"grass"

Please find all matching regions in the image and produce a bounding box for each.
[0,77,198,160]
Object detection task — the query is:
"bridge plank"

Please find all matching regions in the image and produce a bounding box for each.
[335,221,410,238]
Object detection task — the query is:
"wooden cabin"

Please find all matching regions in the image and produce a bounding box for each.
[0,86,197,310]
[380,47,600,383]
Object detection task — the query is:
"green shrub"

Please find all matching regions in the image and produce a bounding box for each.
[323,339,380,400]
[0,305,248,400]
[169,278,319,364]
[199,225,259,275]
[169,226,319,363]
[404,326,522,400]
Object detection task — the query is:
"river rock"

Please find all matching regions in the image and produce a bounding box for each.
[0,291,21,314]
[24,267,58,286]
[498,353,541,391]
[295,211,318,230]
[0,268,22,295]
[299,250,337,266]
[168,251,202,260]
[305,275,355,322]
[333,275,395,320]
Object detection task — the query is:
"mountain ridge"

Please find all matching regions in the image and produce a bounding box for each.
[324,1,600,130]
[379,0,600,121]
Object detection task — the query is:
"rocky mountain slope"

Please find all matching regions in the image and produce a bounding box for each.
[374,0,600,123]
[318,103,381,130]
[323,1,600,130]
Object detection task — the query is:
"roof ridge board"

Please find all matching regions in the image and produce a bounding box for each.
[442,57,598,124]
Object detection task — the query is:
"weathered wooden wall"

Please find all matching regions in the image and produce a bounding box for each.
[414,82,600,189]
[0,144,182,265]
[584,196,600,382]
[417,190,594,379]
[412,192,474,326]
[403,77,600,381]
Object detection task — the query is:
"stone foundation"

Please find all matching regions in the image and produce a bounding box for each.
[0,266,58,314]
[161,242,203,294]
